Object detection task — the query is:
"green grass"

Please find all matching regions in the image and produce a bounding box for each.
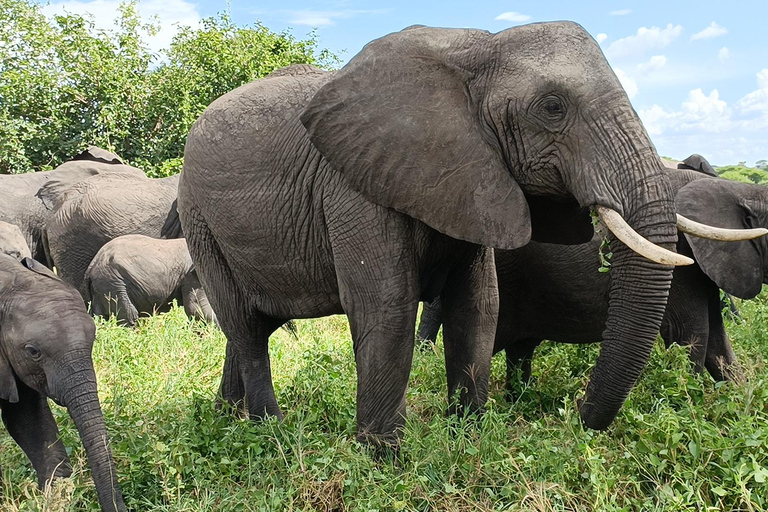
[2,295,768,511]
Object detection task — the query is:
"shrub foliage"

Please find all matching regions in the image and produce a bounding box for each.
[0,0,336,175]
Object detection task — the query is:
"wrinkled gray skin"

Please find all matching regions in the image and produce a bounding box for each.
[179,22,682,443]
[0,147,143,265]
[83,235,216,326]
[0,255,125,512]
[419,167,766,393]
[43,172,181,293]
[0,221,32,260]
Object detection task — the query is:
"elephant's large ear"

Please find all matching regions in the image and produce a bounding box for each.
[300,27,532,250]
[676,179,764,299]
[0,353,19,402]
[71,146,123,165]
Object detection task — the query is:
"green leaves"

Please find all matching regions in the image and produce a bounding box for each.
[0,0,336,175]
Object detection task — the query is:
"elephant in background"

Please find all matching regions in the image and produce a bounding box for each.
[0,221,31,260]
[42,172,181,293]
[418,168,767,391]
[0,147,143,265]
[83,235,216,326]
[178,21,742,445]
[0,255,125,512]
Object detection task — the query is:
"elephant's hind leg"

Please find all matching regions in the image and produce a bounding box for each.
[1,381,71,488]
[183,205,283,419]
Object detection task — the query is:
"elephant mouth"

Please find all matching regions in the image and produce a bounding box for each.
[595,205,768,266]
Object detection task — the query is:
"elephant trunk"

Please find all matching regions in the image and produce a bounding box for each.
[57,356,126,512]
[579,170,677,429]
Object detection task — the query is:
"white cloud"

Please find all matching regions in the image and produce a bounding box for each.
[681,89,729,128]
[637,55,667,73]
[690,21,728,41]
[596,33,608,43]
[609,9,631,16]
[606,24,683,60]
[42,0,200,55]
[735,69,768,120]
[718,47,730,62]
[495,12,531,23]
[281,9,389,27]
[638,75,768,164]
[614,68,638,99]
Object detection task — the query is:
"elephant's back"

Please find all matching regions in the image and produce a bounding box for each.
[88,234,187,305]
[48,174,179,289]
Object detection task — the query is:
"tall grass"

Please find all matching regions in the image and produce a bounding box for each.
[2,295,767,511]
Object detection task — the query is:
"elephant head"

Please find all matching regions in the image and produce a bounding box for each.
[300,22,745,429]
[0,257,125,512]
[0,221,31,260]
[677,178,768,299]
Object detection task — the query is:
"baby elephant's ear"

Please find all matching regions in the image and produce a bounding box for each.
[20,257,59,280]
[0,353,19,403]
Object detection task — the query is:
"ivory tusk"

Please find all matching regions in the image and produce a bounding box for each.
[596,206,694,266]
[677,214,768,241]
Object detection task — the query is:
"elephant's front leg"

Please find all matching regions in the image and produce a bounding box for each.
[333,229,419,447]
[0,381,71,488]
[441,246,497,414]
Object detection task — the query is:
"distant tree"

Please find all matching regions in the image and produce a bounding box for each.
[717,164,768,185]
[756,159,768,170]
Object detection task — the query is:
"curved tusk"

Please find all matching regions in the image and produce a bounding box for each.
[596,206,694,266]
[677,214,768,241]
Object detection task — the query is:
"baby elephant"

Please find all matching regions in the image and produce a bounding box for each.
[83,235,216,326]
[0,221,32,260]
[0,255,125,511]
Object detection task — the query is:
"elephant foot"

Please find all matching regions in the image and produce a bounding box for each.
[215,395,247,419]
[445,399,486,419]
[356,429,401,460]
[37,459,73,489]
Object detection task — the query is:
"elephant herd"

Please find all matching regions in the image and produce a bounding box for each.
[1,21,766,511]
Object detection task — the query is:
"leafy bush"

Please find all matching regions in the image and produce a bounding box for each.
[0,0,336,175]
[716,165,768,185]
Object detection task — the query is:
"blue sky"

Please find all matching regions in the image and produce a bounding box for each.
[43,1,768,166]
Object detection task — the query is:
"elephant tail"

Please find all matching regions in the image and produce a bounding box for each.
[161,199,183,239]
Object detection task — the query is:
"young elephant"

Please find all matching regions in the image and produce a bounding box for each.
[419,172,767,390]
[0,221,32,260]
[0,255,125,511]
[83,235,215,327]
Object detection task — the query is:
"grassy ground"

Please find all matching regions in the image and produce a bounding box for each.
[2,295,768,511]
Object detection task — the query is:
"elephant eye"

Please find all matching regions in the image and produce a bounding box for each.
[540,97,565,119]
[24,344,42,360]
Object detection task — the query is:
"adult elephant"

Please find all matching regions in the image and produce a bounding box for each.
[0,147,143,265]
[43,172,181,293]
[178,22,737,443]
[83,235,215,326]
[0,255,125,512]
[418,168,767,390]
